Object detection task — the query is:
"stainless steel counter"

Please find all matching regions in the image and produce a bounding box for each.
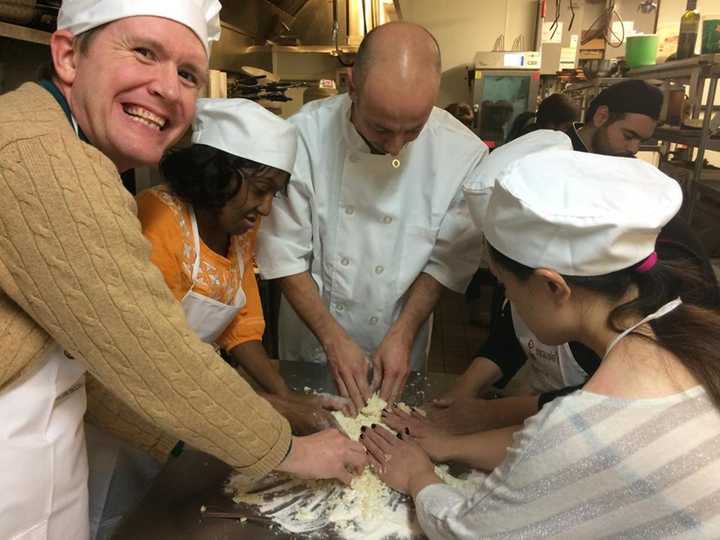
[113,362,456,540]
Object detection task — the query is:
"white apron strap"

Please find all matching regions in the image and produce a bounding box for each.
[604,298,683,359]
[230,237,246,307]
[187,205,202,282]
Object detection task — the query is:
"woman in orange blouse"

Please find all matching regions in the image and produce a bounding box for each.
[137,99,350,432]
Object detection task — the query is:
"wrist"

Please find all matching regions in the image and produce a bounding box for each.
[386,324,414,350]
[408,470,442,499]
[436,434,460,462]
[277,436,301,474]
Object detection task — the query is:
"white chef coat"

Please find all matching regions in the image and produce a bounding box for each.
[257,94,488,369]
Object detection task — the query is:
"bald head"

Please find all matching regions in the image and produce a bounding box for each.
[349,22,442,156]
[353,22,441,91]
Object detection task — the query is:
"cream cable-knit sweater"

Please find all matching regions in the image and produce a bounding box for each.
[0,82,291,476]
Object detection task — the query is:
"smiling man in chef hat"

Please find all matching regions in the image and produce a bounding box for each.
[0,2,369,540]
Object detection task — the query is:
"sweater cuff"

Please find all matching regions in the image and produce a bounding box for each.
[234,418,293,479]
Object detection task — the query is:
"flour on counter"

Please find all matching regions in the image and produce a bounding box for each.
[227,393,485,539]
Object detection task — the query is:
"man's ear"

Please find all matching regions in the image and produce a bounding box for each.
[348,68,357,102]
[592,104,609,128]
[50,30,79,86]
[535,268,572,305]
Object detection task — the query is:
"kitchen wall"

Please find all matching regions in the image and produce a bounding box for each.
[399,0,538,106]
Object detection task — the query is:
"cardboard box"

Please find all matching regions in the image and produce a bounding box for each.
[578,49,605,60]
[580,33,606,50]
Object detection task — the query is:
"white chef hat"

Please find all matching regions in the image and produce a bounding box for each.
[57,0,222,56]
[192,98,298,175]
[484,151,682,276]
[464,130,573,229]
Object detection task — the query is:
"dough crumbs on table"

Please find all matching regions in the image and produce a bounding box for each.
[227,393,486,539]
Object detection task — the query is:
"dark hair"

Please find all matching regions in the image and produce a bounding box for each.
[585,79,663,123]
[507,111,538,141]
[160,144,269,211]
[536,93,579,128]
[487,242,720,407]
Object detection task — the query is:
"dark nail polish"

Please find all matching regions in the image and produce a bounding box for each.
[396,432,402,439]
[404,427,410,435]
[371,423,377,428]
[360,426,367,432]
[360,433,364,440]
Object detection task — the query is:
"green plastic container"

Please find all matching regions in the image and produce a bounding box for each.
[625,35,659,68]
[701,18,720,54]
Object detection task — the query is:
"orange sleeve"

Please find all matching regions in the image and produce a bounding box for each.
[135,189,189,302]
[217,227,266,351]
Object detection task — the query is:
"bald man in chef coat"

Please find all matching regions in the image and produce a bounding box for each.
[257,22,488,414]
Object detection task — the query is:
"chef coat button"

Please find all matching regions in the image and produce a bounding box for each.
[375,265,384,274]
[345,205,355,215]
[392,158,401,169]
[383,216,393,224]
[369,316,379,325]
[341,257,350,266]
[336,303,345,312]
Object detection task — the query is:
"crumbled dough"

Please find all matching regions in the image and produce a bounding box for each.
[228,393,486,539]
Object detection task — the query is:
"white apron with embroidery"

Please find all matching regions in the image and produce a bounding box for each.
[87,205,246,539]
[511,304,589,394]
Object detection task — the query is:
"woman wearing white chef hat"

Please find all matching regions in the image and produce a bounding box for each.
[89,97,352,538]
[0,3,367,540]
[362,151,720,538]
[142,98,353,431]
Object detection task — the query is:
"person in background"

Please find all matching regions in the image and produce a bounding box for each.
[569,78,660,157]
[0,3,366,539]
[256,22,488,414]
[536,92,579,131]
[444,102,475,130]
[365,151,720,538]
[87,98,352,538]
[506,93,579,141]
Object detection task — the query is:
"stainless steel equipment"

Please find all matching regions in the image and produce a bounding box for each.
[471,51,542,147]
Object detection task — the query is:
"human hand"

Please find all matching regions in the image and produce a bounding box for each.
[287,390,354,418]
[324,334,371,417]
[381,404,455,462]
[360,424,440,497]
[423,396,503,435]
[263,393,337,435]
[277,429,368,485]
[370,330,412,404]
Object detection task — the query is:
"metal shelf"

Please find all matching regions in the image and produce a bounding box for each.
[653,127,720,152]
[627,54,720,80]
[0,21,50,46]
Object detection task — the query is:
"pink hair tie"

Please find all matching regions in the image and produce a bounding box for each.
[635,252,658,273]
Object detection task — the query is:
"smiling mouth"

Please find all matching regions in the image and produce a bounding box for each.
[123,105,168,131]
